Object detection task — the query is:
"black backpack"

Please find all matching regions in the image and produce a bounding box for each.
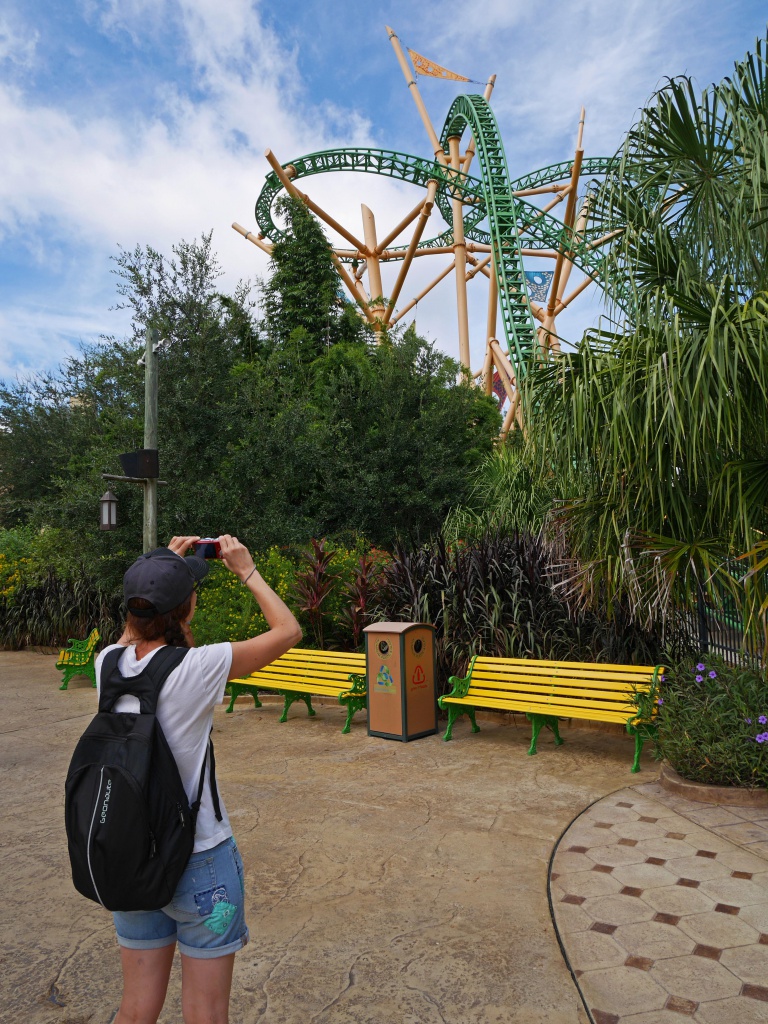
[64,645,221,912]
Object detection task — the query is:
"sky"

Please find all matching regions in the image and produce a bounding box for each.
[0,0,766,385]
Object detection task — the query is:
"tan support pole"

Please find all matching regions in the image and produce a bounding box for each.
[555,194,590,305]
[483,265,498,393]
[554,274,596,315]
[500,390,521,437]
[390,258,456,324]
[232,222,273,256]
[543,109,585,353]
[376,195,433,253]
[386,26,448,165]
[490,339,518,390]
[265,149,369,255]
[362,205,386,335]
[384,180,438,322]
[449,135,471,369]
[513,183,570,197]
[330,253,376,323]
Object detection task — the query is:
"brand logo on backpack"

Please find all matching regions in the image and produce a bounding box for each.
[99,778,112,824]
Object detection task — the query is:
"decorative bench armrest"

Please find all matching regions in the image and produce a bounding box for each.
[339,673,367,701]
[437,656,477,709]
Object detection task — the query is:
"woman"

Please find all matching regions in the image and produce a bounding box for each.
[96,534,301,1024]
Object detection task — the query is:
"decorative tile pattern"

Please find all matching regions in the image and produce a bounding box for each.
[551,782,768,1023]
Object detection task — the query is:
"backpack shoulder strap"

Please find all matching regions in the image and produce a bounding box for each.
[99,646,190,714]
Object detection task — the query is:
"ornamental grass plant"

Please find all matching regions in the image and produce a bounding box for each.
[653,657,768,789]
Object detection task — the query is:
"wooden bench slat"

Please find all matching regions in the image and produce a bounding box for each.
[442,693,637,718]
[459,682,649,704]
[471,656,657,674]
[243,667,362,688]
[470,665,656,684]
[462,675,651,700]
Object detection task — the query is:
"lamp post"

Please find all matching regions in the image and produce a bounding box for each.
[142,325,159,552]
[101,325,166,552]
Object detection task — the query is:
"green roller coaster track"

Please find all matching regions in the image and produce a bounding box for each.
[254,94,616,375]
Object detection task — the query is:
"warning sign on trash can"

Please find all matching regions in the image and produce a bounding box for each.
[364,622,437,741]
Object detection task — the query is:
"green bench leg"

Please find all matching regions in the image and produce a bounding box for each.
[442,705,481,741]
[627,721,657,773]
[279,691,315,723]
[225,683,262,714]
[340,694,366,734]
[526,713,564,756]
[59,664,96,690]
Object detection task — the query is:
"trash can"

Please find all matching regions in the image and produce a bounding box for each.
[364,622,437,741]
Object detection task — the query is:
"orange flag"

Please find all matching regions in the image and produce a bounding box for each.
[407,48,470,82]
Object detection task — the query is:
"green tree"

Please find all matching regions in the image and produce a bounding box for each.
[261,195,372,360]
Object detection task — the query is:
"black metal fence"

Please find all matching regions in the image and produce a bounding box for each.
[693,586,762,668]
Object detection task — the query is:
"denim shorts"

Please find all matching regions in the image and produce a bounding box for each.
[113,837,249,959]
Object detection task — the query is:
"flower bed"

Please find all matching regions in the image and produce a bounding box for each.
[653,658,768,790]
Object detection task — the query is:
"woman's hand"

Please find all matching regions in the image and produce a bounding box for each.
[218,534,255,581]
[167,536,201,557]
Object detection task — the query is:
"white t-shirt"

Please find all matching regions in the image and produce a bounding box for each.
[95,642,234,853]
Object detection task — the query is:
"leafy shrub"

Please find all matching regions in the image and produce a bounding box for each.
[192,547,296,646]
[370,532,669,692]
[654,657,768,788]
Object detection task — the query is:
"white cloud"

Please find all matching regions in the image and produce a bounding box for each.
[1,0,765,383]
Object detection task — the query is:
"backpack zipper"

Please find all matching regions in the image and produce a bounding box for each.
[86,767,107,908]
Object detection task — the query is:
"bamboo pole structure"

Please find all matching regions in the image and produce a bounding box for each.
[466,254,492,280]
[554,273,596,315]
[383,181,438,322]
[513,183,570,197]
[361,205,386,331]
[555,193,590,306]
[500,389,522,437]
[376,195,434,253]
[390,259,456,324]
[232,222,273,256]
[542,108,586,353]
[330,252,376,323]
[490,339,518,390]
[482,264,499,394]
[449,135,471,369]
[386,26,448,165]
[265,149,369,255]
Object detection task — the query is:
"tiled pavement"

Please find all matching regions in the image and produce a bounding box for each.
[550,779,768,1023]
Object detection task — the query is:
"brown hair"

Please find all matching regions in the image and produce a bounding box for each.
[126,593,194,648]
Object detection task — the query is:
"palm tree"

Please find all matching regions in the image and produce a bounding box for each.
[518,35,768,635]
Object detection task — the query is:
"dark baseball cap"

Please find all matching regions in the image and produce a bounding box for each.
[123,546,210,617]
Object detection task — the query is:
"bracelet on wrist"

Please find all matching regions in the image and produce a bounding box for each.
[242,566,257,585]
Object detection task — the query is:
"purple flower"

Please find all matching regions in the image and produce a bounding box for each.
[760,716,767,725]
[660,674,666,682]
[757,733,768,744]
[695,674,704,682]
[696,663,706,671]
[746,718,753,724]
[709,671,717,679]
[656,697,664,705]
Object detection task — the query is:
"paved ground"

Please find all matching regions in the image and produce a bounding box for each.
[551,782,768,1023]
[4,651,766,1024]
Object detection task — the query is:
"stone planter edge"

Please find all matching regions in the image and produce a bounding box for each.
[660,760,768,807]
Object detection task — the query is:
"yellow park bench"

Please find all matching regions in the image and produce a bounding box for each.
[438,656,663,772]
[56,628,100,690]
[226,648,367,733]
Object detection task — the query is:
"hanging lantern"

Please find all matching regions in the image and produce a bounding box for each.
[99,490,118,531]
